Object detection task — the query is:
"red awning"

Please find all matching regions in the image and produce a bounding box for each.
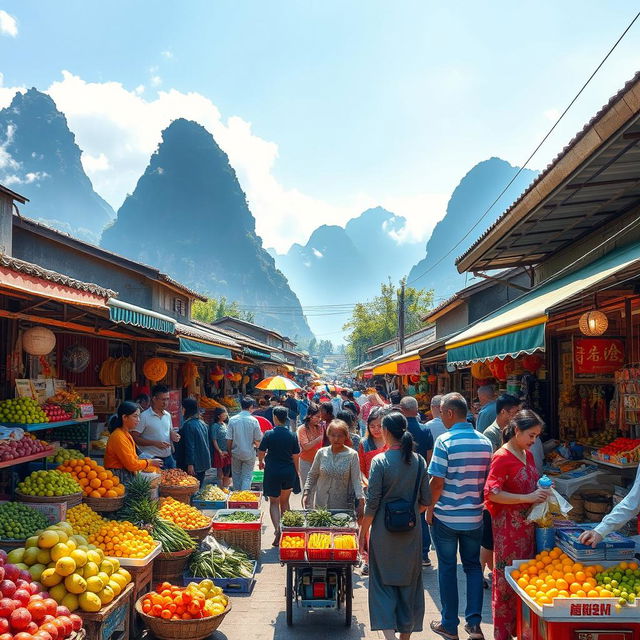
[397,358,420,376]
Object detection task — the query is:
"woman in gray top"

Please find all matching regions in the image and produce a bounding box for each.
[359,411,431,640]
[302,419,364,518]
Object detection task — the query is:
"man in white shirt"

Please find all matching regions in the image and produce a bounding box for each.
[132,384,180,468]
[227,396,263,491]
[425,395,446,442]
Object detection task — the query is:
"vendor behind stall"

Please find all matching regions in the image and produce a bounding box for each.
[177,398,211,487]
[104,401,163,483]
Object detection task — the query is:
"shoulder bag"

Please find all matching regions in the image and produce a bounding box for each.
[384,455,424,533]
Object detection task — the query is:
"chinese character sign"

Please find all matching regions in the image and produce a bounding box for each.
[574,337,625,378]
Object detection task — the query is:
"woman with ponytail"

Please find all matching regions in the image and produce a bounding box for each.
[104,401,163,483]
[359,410,431,640]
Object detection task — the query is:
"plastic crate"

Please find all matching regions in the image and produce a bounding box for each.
[331,533,358,562]
[183,561,257,594]
[227,491,261,510]
[306,532,332,562]
[212,509,261,530]
[251,471,264,483]
[279,532,306,562]
[192,498,227,510]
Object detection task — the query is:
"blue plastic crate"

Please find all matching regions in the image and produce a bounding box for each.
[192,498,227,510]
[183,561,257,595]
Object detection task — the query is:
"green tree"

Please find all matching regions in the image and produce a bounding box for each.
[343,280,434,366]
[317,340,334,357]
[306,337,318,355]
[192,297,255,323]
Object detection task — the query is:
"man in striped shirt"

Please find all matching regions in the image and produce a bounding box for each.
[427,393,492,640]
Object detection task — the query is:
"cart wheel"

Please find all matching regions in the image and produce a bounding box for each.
[286,565,293,626]
[345,566,352,627]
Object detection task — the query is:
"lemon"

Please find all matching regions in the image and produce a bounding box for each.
[71,549,88,568]
[54,530,69,544]
[55,556,77,576]
[64,573,87,595]
[86,576,103,593]
[97,572,110,589]
[109,573,127,590]
[87,550,102,564]
[23,547,39,566]
[25,536,39,549]
[79,592,102,612]
[117,568,132,583]
[36,548,51,565]
[38,529,60,549]
[110,557,120,572]
[49,583,68,603]
[99,559,114,576]
[66,538,77,552]
[98,585,114,605]
[83,561,99,578]
[61,593,79,612]
[50,543,70,562]
[107,579,121,597]
[41,568,63,587]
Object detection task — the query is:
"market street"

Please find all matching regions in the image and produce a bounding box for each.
[209,494,494,639]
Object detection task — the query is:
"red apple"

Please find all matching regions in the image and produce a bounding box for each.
[28,583,41,596]
[27,599,46,622]
[0,565,6,581]
[55,606,69,618]
[16,579,30,590]
[0,597,16,616]
[0,618,8,634]
[4,564,19,581]
[40,622,58,640]
[68,615,82,632]
[58,616,72,637]
[0,633,12,640]
[10,606,32,630]
[0,579,17,598]
[42,599,57,617]
[14,589,31,606]
[15,633,35,640]
[18,570,32,583]
[35,631,53,640]
[26,621,39,634]
[41,615,54,624]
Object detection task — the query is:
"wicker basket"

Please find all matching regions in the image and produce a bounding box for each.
[135,597,231,640]
[16,491,83,508]
[153,549,194,584]
[159,485,199,504]
[82,494,125,512]
[185,522,212,544]
[213,527,261,560]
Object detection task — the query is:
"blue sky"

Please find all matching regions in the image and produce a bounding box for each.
[1,1,640,254]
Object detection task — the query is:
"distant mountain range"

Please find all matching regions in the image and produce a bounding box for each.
[0,89,115,244]
[272,207,424,338]
[407,158,539,299]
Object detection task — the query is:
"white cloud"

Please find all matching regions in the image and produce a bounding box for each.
[543,108,561,122]
[0,11,17,37]
[311,248,323,258]
[0,71,447,253]
[161,50,173,59]
[150,76,162,87]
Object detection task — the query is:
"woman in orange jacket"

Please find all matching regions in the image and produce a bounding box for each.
[104,401,163,483]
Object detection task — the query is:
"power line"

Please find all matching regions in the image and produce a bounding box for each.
[406,9,640,288]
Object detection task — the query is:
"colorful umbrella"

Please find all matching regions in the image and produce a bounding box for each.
[255,375,302,391]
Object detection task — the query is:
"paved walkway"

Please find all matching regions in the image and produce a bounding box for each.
[211,497,495,640]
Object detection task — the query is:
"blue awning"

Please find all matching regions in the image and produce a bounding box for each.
[244,347,274,360]
[108,299,176,334]
[178,337,233,360]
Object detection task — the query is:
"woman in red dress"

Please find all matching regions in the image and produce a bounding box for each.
[485,410,550,640]
[358,406,387,482]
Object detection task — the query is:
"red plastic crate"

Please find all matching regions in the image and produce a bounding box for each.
[306,531,332,561]
[279,532,306,561]
[332,533,358,562]
[227,491,261,510]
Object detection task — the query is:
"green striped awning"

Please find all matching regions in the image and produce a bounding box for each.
[179,338,233,360]
[244,347,275,360]
[108,300,176,334]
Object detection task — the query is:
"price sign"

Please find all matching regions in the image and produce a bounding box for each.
[167,389,182,428]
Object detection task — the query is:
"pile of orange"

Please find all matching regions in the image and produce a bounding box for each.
[513,547,608,606]
[57,458,125,498]
[88,520,156,558]
[140,583,218,620]
[158,496,210,530]
[160,469,199,487]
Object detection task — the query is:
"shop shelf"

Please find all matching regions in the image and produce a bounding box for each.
[0,448,56,469]
[0,417,97,433]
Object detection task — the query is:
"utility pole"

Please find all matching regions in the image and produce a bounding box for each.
[398,279,406,354]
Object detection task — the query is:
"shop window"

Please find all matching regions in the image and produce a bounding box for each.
[173,297,186,316]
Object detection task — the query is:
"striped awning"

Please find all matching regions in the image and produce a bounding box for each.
[108,299,176,334]
[178,337,233,360]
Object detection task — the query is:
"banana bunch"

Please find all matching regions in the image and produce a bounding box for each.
[307,532,331,549]
[333,534,357,550]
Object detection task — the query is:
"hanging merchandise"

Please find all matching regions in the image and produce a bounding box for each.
[99,356,136,386]
[62,343,91,373]
[22,326,56,356]
[489,359,508,381]
[579,310,609,336]
[242,375,250,385]
[143,357,168,382]
[182,361,199,388]
[522,353,543,373]
[470,361,492,379]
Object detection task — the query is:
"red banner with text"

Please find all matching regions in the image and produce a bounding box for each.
[573,337,624,377]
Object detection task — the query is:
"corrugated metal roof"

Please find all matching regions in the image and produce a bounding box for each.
[0,253,115,298]
[175,322,241,349]
[456,70,640,271]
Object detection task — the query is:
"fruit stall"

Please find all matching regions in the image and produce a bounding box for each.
[279,509,358,627]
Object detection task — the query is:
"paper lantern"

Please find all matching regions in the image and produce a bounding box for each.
[427,374,437,384]
[522,354,543,373]
[579,310,608,336]
[408,374,421,384]
[22,326,56,356]
[143,357,167,382]
[211,374,224,382]
[471,361,492,379]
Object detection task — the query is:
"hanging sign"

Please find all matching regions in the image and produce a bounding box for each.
[573,337,624,381]
[168,389,182,429]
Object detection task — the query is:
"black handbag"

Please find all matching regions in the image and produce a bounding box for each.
[384,456,424,533]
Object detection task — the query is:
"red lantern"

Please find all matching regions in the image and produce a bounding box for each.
[471,362,492,379]
[427,374,437,384]
[504,357,516,376]
[522,354,543,373]
[489,359,508,381]
[252,373,260,380]
[408,374,421,384]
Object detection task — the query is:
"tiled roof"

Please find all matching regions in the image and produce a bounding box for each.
[0,253,115,298]
[175,322,241,349]
[456,70,640,267]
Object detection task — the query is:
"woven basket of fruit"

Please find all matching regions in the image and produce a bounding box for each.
[16,490,83,507]
[83,494,125,512]
[135,595,231,640]
[159,484,199,504]
[153,548,194,583]
[185,522,212,543]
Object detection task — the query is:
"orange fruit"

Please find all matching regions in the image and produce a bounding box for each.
[569,583,581,594]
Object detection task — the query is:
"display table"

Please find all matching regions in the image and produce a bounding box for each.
[79,583,133,640]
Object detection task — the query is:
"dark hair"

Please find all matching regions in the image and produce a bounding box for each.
[303,402,321,427]
[381,410,414,464]
[182,397,199,420]
[336,410,356,430]
[258,398,268,407]
[389,390,402,406]
[211,407,227,424]
[365,406,383,441]
[346,391,355,400]
[151,384,169,397]
[241,396,256,410]
[503,409,544,443]
[441,392,468,418]
[320,401,334,419]
[273,406,289,425]
[108,401,140,433]
[496,393,521,416]
[135,393,150,405]
[342,400,359,415]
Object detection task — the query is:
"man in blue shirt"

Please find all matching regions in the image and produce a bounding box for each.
[428,393,492,640]
[400,395,434,566]
[475,385,497,433]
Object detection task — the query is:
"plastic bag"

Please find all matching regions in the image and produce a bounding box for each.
[527,488,572,527]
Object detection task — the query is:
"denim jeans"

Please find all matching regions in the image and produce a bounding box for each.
[231,457,254,491]
[431,517,483,632]
[162,453,176,469]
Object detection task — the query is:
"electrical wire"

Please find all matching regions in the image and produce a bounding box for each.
[406,9,640,288]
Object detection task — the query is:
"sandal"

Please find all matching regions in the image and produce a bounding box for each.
[430,620,459,640]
